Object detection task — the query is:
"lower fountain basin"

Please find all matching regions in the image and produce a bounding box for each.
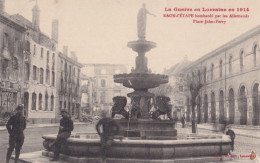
[42,133,232,159]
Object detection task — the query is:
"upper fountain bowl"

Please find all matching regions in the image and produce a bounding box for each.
[127,40,156,53]
[114,73,168,90]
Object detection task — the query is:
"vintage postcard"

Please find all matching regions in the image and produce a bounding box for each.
[0,0,260,162]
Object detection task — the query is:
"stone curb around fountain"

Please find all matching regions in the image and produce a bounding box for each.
[42,150,231,163]
[14,150,232,163]
[41,133,232,162]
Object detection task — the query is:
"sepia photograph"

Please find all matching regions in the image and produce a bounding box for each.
[0,0,260,162]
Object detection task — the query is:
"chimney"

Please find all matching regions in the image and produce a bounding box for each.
[63,46,68,56]
[0,0,5,12]
[70,51,78,61]
[32,2,40,31]
[51,19,59,42]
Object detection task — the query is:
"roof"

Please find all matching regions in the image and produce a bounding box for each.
[59,52,83,68]
[0,12,27,32]
[11,14,32,28]
[11,14,57,49]
[184,25,260,71]
[164,60,192,75]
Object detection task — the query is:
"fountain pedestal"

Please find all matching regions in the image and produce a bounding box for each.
[116,119,177,140]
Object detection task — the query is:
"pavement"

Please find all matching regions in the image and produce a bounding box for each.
[0,121,88,131]
[177,122,260,139]
[196,123,260,139]
[1,120,260,139]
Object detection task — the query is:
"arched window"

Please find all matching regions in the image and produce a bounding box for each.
[39,93,42,110]
[211,64,214,80]
[26,41,30,52]
[41,48,44,58]
[198,70,201,83]
[253,44,258,66]
[229,55,232,73]
[25,63,30,81]
[219,59,223,77]
[31,92,36,110]
[204,67,207,83]
[51,95,54,111]
[47,51,49,63]
[33,44,36,55]
[240,50,244,71]
[45,92,48,111]
[33,65,37,80]
[40,68,44,84]
[52,71,55,86]
[46,68,50,84]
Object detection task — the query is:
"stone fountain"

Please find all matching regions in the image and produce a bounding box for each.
[113,3,176,140]
[40,4,232,163]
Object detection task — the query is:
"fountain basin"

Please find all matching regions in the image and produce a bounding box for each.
[114,73,168,90]
[42,134,232,159]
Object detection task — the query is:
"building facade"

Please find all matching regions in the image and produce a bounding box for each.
[0,7,26,118]
[81,64,129,112]
[12,3,59,123]
[57,49,82,120]
[182,25,260,126]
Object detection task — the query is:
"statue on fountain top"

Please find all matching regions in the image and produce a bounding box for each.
[137,3,155,40]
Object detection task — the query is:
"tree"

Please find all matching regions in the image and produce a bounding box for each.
[189,79,203,133]
[172,71,203,133]
[185,73,203,133]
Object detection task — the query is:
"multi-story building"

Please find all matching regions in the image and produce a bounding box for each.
[12,3,59,123]
[0,1,26,118]
[182,25,260,126]
[57,47,82,120]
[81,64,129,112]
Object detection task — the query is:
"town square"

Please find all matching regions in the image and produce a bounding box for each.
[0,0,260,162]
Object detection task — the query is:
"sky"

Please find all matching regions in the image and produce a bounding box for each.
[5,0,260,73]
